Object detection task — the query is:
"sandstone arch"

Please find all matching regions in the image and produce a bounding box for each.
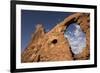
[21,13,90,62]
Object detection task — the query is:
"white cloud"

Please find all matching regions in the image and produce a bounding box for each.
[70,38,86,54]
[64,24,86,54]
[64,31,72,38]
[74,25,81,37]
[75,24,80,29]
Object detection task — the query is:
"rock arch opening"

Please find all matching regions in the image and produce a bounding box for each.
[64,23,86,55]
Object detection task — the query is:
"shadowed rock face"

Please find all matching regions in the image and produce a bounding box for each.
[21,13,90,62]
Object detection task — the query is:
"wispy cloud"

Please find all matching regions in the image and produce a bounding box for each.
[64,23,86,54]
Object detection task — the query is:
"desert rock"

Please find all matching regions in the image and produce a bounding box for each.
[21,13,90,62]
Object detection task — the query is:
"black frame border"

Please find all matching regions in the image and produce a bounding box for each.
[10,0,97,72]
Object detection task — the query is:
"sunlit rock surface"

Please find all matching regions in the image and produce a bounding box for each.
[21,13,90,62]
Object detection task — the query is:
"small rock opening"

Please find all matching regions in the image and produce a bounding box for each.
[51,39,57,44]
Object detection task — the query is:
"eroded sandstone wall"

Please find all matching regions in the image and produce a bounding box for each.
[21,13,90,62]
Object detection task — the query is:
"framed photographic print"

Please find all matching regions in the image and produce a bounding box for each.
[10,0,97,72]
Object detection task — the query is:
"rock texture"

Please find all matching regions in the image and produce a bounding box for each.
[21,13,90,62]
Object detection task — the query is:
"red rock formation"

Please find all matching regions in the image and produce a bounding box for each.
[21,24,45,62]
[21,13,90,62]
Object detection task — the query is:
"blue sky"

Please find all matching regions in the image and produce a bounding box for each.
[64,23,86,54]
[21,10,73,52]
[21,10,86,54]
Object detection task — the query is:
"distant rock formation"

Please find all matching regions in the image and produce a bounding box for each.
[21,13,90,63]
